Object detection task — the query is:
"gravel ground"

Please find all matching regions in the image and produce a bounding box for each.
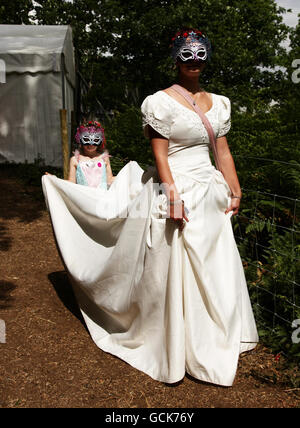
[0,169,299,408]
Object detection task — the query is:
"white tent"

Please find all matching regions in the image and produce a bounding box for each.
[0,24,76,167]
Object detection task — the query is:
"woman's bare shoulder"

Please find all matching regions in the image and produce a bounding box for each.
[161,87,173,94]
[149,88,173,97]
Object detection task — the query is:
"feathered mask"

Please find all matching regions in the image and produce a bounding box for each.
[171,29,212,63]
[75,121,106,149]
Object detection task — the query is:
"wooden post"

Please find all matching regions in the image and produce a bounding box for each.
[71,110,76,152]
[60,109,69,179]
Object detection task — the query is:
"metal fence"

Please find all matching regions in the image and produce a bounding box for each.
[231,155,300,348]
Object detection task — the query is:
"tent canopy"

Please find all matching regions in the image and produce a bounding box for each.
[0,25,75,166]
[0,25,75,87]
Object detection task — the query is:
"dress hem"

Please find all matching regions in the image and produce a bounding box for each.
[91,335,259,386]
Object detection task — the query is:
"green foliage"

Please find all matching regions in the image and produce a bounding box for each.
[0,157,63,200]
[0,0,33,24]
[103,104,153,173]
[232,156,300,366]
[31,0,291,112]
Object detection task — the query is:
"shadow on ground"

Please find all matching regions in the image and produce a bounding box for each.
[0,221,11,251]
[0,166,47,252]
[0,280,17,309]
[48,271,85,327]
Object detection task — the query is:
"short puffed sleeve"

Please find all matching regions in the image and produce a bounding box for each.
[141,93,173,139]
[217,95,231,138]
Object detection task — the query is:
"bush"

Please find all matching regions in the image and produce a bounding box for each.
[103,104,154,174]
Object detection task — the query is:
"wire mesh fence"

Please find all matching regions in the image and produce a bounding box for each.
[231,154,300,357]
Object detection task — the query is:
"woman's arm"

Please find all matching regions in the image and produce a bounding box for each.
[68,156,77,183]
[216,135,242,216]
[148,126,188,230]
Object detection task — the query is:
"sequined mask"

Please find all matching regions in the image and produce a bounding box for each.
[79,130,104,146]
[171,30,212,63]
[75,121,106,148]
[177,41,208,62]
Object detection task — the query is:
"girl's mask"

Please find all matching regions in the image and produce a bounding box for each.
[79,130,104,146]
[75,122,106,147]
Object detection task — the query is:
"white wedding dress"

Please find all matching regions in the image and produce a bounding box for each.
[42,90,258,386]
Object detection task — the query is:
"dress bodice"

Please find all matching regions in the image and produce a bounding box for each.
[141,90,231,159]
[141,89,232,194]
[75,154,107,190]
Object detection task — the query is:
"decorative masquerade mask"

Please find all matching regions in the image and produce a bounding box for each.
[75,121,106,148]
[171,29,212,63]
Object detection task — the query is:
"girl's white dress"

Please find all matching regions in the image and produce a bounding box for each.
[42,90,258,386]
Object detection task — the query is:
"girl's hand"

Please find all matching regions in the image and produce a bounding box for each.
[225,197,241,216]
[169,200,189,231]
[45,172,58,178]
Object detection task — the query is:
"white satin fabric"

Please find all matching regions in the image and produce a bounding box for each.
[42,90,258,386]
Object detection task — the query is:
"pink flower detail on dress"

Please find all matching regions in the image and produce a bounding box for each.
[97,162,102,168]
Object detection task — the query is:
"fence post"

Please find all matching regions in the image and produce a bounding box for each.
[71,110,76,152]
[60,109,69,179]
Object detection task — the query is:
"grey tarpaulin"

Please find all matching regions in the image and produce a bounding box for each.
[0,25,75,167]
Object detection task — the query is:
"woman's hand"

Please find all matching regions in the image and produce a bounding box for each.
[225,197,241,216]
[215,135,243,218]
[148,125,189,230]
[169,200,189,231]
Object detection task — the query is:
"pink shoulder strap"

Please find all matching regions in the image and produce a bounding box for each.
[171,84,221,171]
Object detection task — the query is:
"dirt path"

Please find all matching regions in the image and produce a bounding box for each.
[0,169,299,408]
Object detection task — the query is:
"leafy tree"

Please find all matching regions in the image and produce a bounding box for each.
[31,0,291,111]
[0,0,33,24]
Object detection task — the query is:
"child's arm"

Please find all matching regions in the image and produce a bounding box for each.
[68,156,77,183]
[45,156,77,182]
[103,152,115,186]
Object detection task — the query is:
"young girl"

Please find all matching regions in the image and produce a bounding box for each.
[46,120,114,189]
[69,120,114,189]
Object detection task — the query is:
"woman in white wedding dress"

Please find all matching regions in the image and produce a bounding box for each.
[42,28,258,386]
